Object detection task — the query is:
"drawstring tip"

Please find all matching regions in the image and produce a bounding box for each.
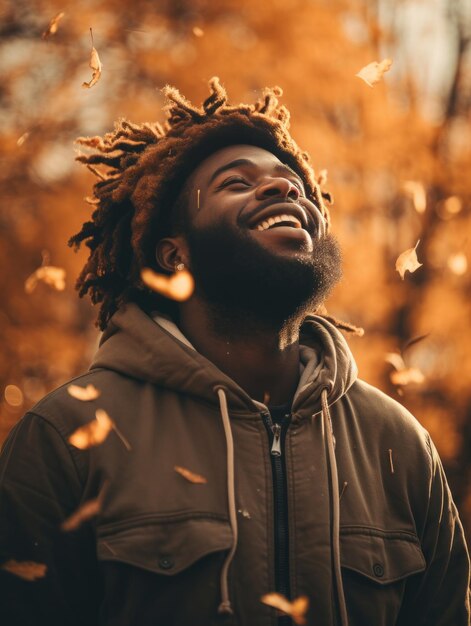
[218,600,234,615]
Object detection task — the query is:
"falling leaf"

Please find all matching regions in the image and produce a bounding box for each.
[61,497,101,531]
[174,465,207,484]
[141,267,195,301]
[192,26,204,37]
[61,481,108,531]
[82,29,102,89]
[447,253,467,276]
[17,132,30,147]
[390,367,425,386]
[356,58,393,87]
[67,384,101,401]
[261,593,309,625]
[395,240,422,280]
[402,181,426,213]
[1,560,47,581]
[385,352,406,371]
[25,266,66,294]
[69,409,132,451]
[42,12,65,39]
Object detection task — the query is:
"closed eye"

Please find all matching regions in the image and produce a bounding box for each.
[218,176,251,189]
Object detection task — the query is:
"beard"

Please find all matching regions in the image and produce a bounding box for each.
[185,217,342,336]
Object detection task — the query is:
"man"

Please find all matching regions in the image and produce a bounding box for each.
[0,77,469,626]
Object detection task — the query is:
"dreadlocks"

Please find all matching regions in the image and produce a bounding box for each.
[70,77,333,330]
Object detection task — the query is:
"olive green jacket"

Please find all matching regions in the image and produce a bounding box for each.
[0,303,469,625]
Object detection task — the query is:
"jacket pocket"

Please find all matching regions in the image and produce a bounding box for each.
[96,515,233,575]
[340,527,426,626]
[340,527,426,584]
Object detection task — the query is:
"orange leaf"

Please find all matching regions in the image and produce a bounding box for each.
[68,409,113,449]
[1,560,47,581]
[24,266,66,294]
[402,181,426,213]
[141,268,195,302]
[42,12,65,39]
[390,367,425,386]
[261,593,309,625]
[395,240,422,280]
[61,497,101,531]
[82,47,102,88]
[67,384,101,401]
[174,465,207,484]
[356,58,393,87]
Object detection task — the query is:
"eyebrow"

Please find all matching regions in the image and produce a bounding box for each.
[208,158,304,187]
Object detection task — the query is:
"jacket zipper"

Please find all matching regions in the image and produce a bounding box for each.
[262,411,291,604]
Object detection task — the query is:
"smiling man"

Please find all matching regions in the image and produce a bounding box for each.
[0,78,469,626]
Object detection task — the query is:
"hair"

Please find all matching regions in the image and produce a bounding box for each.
[70,77,335,330]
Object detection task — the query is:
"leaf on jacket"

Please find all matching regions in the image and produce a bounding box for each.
[141,267,195,302]
[402,181,426,213]
[355,58,392,87]
[82,29,102,89]
[69,409,131,451]
[67,383,101,401]
[174,465,207,484]
[61,497,101,531]
[395,240,422,280]
[1,560,47,581]
[24,266,66,293]
[261,593,309,625]
[42,11,65,39]
[61,480,108,531]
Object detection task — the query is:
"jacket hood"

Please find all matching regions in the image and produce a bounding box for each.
[90,303,358,419]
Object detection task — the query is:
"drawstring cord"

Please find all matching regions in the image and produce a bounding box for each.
[215,387,238,615]
[321,388,349,626]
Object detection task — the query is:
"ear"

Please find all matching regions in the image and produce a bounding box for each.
[155,236,190,273]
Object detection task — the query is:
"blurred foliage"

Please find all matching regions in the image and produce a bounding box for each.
[1,0,471,533]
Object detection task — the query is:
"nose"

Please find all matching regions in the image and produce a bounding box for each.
[255,177,300,201]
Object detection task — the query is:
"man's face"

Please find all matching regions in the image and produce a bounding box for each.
[178,144,342,327]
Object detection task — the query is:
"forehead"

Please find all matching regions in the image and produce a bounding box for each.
[189,144,296,186]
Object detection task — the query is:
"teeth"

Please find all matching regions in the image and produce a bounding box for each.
[255,213,302,231]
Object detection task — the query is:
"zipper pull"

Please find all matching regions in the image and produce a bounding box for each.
[271,424,282,457]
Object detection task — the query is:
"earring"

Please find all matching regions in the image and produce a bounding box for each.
[175,262,185,271]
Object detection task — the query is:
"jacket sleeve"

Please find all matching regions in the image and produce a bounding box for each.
[400,434,471,626]
[0,412,102,626]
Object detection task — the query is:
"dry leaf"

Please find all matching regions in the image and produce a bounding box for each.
[385,352,406,371]
[17,132,30,147]
[42,12,65,39]
[402,181,426,213]
[447,253,467,276]
[1,560,47,581]
[141,267,195,301]
[356,58,393,87]
[61,497,101,531]
[82,30,102,89]
[69,409,113,449]
[174,465,207,484]
[390,367,425,386]
[261,593,309,625]
[192,26,204,37]
[395,240,422,280]
[67,384,101,401]
[25,266,66,294]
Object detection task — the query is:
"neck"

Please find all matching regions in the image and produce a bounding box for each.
[178,297,302,405]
